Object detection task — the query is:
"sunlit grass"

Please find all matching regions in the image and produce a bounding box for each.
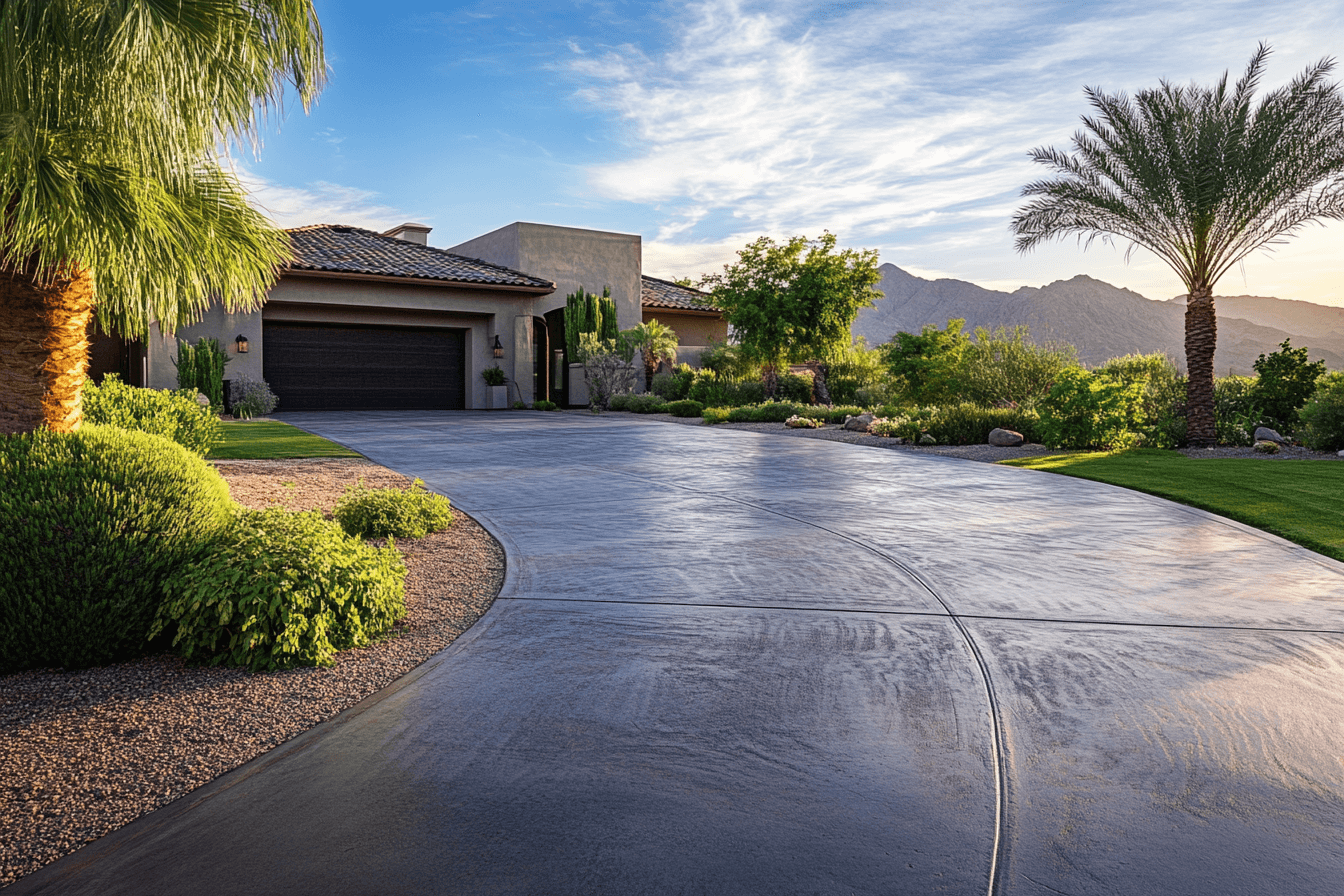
[209,422,361,460]
[1002,449,1344,563]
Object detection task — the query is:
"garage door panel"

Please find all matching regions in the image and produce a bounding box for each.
[263,322,465,411]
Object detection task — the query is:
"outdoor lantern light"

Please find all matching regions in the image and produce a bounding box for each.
[235,334,249,353]
[492,335,504,359]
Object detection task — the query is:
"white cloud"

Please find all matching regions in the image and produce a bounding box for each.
[570,0,1344,304]
[237,167,415,232]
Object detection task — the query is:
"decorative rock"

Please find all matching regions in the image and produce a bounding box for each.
[1253,426,1288,444]
[988,428,1025,448]
[843,414,875,433]
[1337,449,1344,457]
[196,393,211,408]
[919,433,937,446]
[1253,440,1280,454]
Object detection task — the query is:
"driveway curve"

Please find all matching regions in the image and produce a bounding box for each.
[13,412,1344,895]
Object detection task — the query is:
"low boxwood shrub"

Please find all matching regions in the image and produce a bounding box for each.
[688,373,766,408]
[665,399,704,418]
[155,509,406,671]
[1299,372,1344,451]
[608,393,636,411]
[702,406,733,424]
[334,478,453,539]
[626,394,669,413]
[651,364,695,401]
[532,400,559,411]
[0,426,234,672]
[83,374,223,456]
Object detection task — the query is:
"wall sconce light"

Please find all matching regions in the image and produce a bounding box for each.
[492,335,504,359]
[235,334,250,354]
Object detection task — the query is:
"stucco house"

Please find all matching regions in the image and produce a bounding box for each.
[92,221,726,410]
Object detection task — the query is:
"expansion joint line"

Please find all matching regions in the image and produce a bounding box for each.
[581,463,1010,896]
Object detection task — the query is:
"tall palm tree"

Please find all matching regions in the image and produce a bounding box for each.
[1011,46,1344,446]
[627,319,680,393]
[0,1,325,434]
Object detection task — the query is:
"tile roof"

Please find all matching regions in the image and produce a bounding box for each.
[284,225,555,290]
[641,275,721,312]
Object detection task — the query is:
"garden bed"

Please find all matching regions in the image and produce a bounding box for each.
[0,459,503,888]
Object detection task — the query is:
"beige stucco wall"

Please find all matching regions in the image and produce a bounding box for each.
[641,309,728,348]
[146,274,552,407]
[450,222,642,333]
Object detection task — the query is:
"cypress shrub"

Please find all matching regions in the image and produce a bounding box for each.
[0,426,234,672]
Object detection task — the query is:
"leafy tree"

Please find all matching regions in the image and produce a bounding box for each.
[1251,339,1326,432]
[880,319,971,404]
[626,320,680,392]
[0,1,325,434]
[1011,46,1344,446]
[700,232,882,401]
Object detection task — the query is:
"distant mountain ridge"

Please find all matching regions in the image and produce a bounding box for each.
[853,264,1344,374]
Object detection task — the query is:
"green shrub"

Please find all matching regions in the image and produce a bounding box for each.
[775,371,815,403]
[687,372,766,407]
[702,406,733,424]
[533,400,559,411]
[83,374,223,455]
[608,393,636,411]
[824,340,886,406]
[1095,353,1186,447]
[1251,339,1327,432]
[726,401,807,423]
[1036,368,1144,449]
[155,509,406,671]
[868,418,906,438]
[1214,375,1260,446]
[0,426,234,672]
[926,403,1041,446]
[482,366,507,386]
[173,337,229,411]
[699,341,759,381]
[665,399,704,417]
[334,478,453,539]
[627,394,669,413]
[228,375,279,420]
[1299,372,1344,451]
[815,404,865,423]
[957,325,1079,406]
[785,414,824,429]
[651,364,696,401]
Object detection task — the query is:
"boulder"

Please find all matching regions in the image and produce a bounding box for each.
[1337,449,1344,458]
[918,433,937,446]
[1253,440,1280,454]
[1254,426,1288,444]
[988,428,1025,447]
[843,414,875,433]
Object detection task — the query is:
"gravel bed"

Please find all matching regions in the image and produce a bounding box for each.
[0,459,505,888]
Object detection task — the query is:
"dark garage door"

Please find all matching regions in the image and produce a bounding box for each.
[263,322,466,411]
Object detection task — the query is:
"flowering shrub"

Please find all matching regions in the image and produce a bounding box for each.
[228,376,279,420]
[868,417,905,438]
[785,415,823,429]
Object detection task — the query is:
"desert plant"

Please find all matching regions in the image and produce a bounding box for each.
[1214,375,1262,445]
[664,399,704,418]
[1250,339,1327,433]
[1036,368,1144,449]
[626,319,679,392]
[687,372,767,408]
[651,364,696,401]
[1095,353,1187,447]
[481,366,507,387]
[926,403,1042,446]
[957,325,1079,406]
[82,374,224,455]
[154,509,405,671]
[173,337,229,411]
[334,478,454,539]
[578,332,638,411]
[1298,372,1344,451]
[0,426,234,672]
[228,376,279,420]
[825,339,887,405]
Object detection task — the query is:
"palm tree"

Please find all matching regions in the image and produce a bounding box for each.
[1011,46,1344,446]
[0,1,325,434]
[627,320,680,392]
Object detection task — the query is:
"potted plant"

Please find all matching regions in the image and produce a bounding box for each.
[482,366,508,409]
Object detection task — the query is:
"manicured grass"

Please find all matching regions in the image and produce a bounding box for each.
[208,422,362,460]
[1001,449,1344,563]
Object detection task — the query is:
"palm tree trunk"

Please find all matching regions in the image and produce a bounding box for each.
[1184,287,1217,447]
[644,352,657,393]
[0,265,95,434]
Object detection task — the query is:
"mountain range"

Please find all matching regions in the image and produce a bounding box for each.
[853,264,1344,374]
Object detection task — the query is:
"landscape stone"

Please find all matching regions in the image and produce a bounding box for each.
[1253,440,1280,454]
[919,433,937,445]
[1253,426,1288,444]
[843,414,875,433]
[1338,449,1344,457]
[988,428,1025,447]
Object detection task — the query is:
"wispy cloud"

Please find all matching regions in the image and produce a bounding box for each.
[570,0,1344,298]
[238,166,414,232]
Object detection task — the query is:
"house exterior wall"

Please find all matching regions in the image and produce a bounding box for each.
[145,274,550,407]
[642,309,727,347]
[450,222,642,333]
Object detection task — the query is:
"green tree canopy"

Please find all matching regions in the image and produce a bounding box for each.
[1010,45,1344,446]
[701,232,882,369]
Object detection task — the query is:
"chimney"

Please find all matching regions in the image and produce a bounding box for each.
[382,222,432,245]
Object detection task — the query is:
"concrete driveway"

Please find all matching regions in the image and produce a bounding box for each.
[14,412,1344,895]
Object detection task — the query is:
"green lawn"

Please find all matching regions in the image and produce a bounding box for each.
[1001,449,1344,563]
[209,421,362,460]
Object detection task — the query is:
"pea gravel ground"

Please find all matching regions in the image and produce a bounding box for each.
[0,459,505,889]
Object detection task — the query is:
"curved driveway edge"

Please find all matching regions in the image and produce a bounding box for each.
[11,411,1344,895]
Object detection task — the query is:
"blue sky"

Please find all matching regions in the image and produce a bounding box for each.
[242,0,1344,306]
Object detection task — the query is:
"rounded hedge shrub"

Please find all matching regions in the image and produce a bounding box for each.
[1036,368,1144,450]
[155,509,406,671]
[334,478,453,539]
[665,399,704,418]
[0,425,234,672]
[83,374,223,456]
[1299,372,1344,451]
